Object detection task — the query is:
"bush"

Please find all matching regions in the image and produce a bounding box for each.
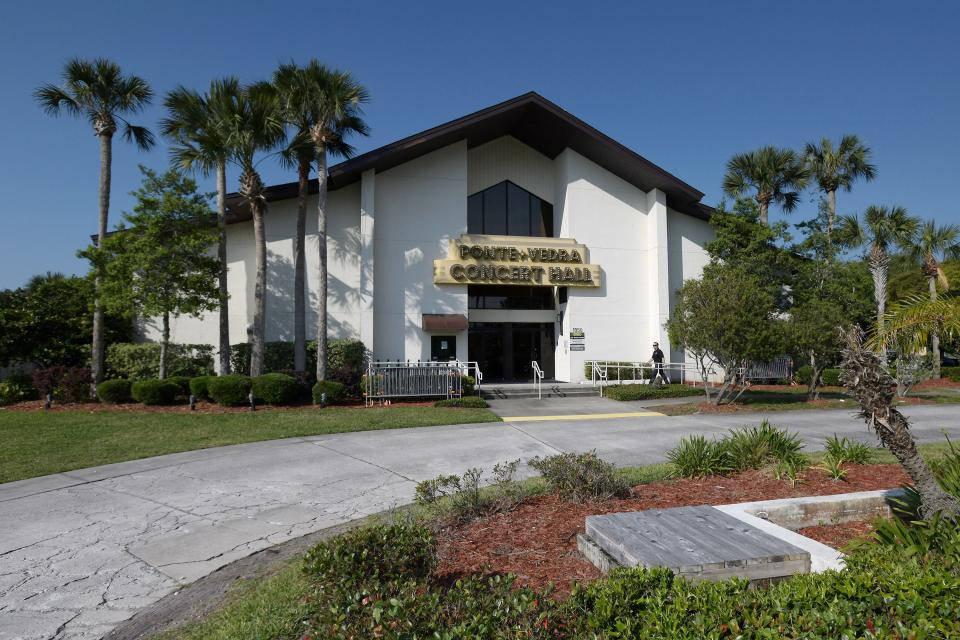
[189,375,213,400]
[943,366,960,382]
[604,383,703,401]
[668,421,805,478]
[795,364,814,385]
[0,373,36,406]
[96,379,131,404]
[822,368,842,386]
[312,380,346,405]
[207,375,252,406]
[824,434,874,465]
[667,435,731,477]
[461,374,476,395]
[106,342,214,380]
[131,379,180,405]
[251,373,300,405]
[434,396,488,408]
[229,339,367,390]
[529,451,629,502]
[165,376,191,396]
[32,366,91,403]
[414,460,521,521]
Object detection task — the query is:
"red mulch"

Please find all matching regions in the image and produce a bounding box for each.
[798,520,878,550]
[0,399,437,413]
[914,378,960,390]
[433,464,908,596]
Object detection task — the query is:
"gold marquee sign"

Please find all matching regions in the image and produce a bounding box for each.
[434,234,602,288]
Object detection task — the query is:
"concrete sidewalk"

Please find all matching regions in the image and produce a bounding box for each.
[1,405,958,639]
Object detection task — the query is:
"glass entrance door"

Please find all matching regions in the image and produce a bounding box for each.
[468,322,554,382]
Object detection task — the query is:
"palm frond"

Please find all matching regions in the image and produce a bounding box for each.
[868,294,960,352]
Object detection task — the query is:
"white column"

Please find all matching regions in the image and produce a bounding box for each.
[359,169,376,356]
[645,188,671,357]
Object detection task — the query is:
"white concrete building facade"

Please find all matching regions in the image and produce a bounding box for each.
[152,93,714,382]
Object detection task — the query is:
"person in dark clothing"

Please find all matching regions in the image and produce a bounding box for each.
[652,342,670,384]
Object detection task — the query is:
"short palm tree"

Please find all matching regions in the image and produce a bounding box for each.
[903,221,960,376]
[722,146,809,225]
[219,83,285,376]
[161,78,242,375]
[34,58,154,386]
[271,61,369,377]
[804,135,876,241]
[837,206,919,337]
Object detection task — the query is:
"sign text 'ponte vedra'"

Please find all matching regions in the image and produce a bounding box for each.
[433,234,602,288]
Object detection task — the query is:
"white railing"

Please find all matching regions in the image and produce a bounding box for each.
[586,360,717,395]
[591,361,608,397]
[532,361,544,400]
[456,360,483,390]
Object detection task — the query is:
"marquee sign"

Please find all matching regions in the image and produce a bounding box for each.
[434,234,602,288]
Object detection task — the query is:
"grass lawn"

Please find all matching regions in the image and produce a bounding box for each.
[0,406,500,484]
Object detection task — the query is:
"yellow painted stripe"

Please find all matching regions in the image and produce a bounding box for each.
[503,411,664,422]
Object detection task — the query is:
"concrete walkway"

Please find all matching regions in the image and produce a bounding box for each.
[1,405,958,640]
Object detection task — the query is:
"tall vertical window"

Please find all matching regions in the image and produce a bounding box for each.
[467,181,553,237]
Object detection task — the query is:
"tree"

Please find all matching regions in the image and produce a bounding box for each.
[219,83,285,376]
[277,61,370,382]
[0,274,131,368]
[85,167,219,379]
[161,78,243,375]
[902,221,960,377]
[722,146,809,225]
[803,135,876,242]
[837,206,919,339]
[842,327,960,519]
[667,266,784,405]
[35,58,154,387]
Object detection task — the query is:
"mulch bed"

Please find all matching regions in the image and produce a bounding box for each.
[798,520,878,550]
[1,399,438,413]
[433,464,908,596]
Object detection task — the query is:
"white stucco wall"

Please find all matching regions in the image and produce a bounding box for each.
[373,141,469,362]
[667,208,714,362]
[467,136,554,202]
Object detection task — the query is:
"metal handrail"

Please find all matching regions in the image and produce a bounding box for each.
[591,361,608,397]
[585,360,717,392]
[532,360,544,400]
[455,360,483,390]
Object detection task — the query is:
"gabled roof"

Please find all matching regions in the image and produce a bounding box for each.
[225,91,713,221]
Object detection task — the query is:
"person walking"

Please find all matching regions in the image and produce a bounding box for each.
[652,341,670,385]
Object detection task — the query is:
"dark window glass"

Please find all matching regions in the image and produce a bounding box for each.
[558,287,568,304]
[507,182,532,236]
[482,182,507,235]
[468,285,554,310]
[467,181,553,237]
[467,192,483,234]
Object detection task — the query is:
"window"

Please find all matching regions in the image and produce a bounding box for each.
[467,181,553,237]
[468,285,555,310]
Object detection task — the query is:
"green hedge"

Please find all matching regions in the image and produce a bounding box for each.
[251,373,301,405]
[943,366,960,382]
[0,373,36,406]
[229,339,366,390]
[106,343,214,380]
[434,396,488,408]
[822,368,842,386]
[207,375,251,407]
[189,375,214,400]
[583,361,650,381]
[795,365,842,387]
[312,380,346,405]
[604,383,704,401]
[96,379,131,404]
[131,379,180,406]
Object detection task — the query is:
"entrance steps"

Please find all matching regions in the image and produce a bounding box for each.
[480,382,600,400]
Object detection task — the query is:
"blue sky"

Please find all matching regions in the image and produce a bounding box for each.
[1,0,958,289]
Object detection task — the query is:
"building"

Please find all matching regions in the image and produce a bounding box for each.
[150,92,715,382]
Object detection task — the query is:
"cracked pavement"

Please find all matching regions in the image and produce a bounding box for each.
[1,404,958,639]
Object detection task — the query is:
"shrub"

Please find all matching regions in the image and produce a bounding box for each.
[229,339,367,390]
[461,374,476,395]
[434,396,488,408]
[131,379,180,405]
[943,366,960,382]
[96,379,131,404]
[529,451,629,502]
[303,522,434,587]
[604,383,703,401]
[821,368,842,386]
[312,380,346,405]
[414,460,521,521]
[824,434,873,464]
[888,436,960,523]
[165,376,192,396]
[0,373,36,406]
[795,364,814,385]
[106,342,214,380]
[207,375,251,406]
[721,420,805,471]
[32,366,91,403]
[667,435,731,477]
[189,375,214,400]
[251,373,300,405]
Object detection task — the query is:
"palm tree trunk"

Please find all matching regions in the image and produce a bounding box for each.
[216,162,231,375]
[758,201,769,226]
[929,274,940,379]
[159,311,169,380]
[870,245,889,338]
[294,159,309,372]
[91,131,113,392]
[315,147,329,382]
[246,169,267,378]
[826,189,836,249]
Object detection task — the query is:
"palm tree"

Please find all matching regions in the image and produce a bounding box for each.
[35,58,154,386]
[161,78,242,375]
[903,221,960,377]
[722,146,809,225]
[271,62,369,377]
[219,83,285,376]
[804,135,876,242]
[837,206,919,337]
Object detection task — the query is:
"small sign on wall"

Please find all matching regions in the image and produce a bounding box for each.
[570,327,585,351]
